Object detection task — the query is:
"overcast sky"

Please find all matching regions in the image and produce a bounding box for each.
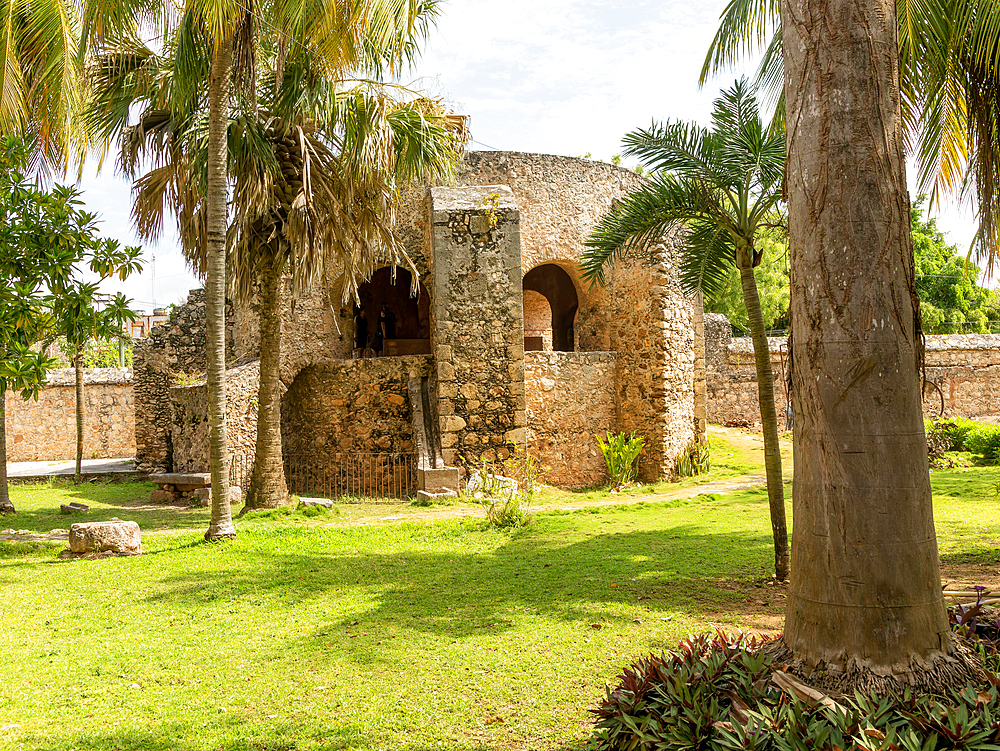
[77,0,981,311]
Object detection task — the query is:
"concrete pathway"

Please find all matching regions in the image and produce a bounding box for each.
[5,458,140,479]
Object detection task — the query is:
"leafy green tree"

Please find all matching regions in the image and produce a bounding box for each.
[0,136,139,510]
[582,80,790,581]
[705,227,790,334]
[53,280,141,483]
[912,201,1000,333]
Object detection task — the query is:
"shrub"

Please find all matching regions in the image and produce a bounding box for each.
[591,629,1000,751]
[597,431,645,488]
[965,423,1000,463]
[678,440,711,477]
[463,444,541,529]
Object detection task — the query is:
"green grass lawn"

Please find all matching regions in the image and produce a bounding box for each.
[1,451,998,751]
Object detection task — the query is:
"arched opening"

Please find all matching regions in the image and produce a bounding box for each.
[355,267,431,356]
[523,290,553,351]
[523,264,579,352]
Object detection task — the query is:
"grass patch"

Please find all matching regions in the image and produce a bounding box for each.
[1,455,997,750]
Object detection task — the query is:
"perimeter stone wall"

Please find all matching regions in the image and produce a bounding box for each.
[524,351,617,488]
[134,289,238,472]
[3,369,134,461]
[169,361,260,473]
[704,317,1000,425]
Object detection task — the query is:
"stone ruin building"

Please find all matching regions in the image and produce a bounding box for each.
[133,152,709,497]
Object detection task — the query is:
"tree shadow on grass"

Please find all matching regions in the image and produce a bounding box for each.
[143,522,775,654]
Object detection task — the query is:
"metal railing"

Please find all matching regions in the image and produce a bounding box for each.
[229,452,417,504]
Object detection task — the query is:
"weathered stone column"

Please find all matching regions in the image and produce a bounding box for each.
[691,291,708,443]
[429,186,526,467]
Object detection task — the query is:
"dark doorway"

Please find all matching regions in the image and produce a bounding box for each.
[523,264,579,352]
[357,267,431,355]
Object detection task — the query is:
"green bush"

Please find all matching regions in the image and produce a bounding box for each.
[597,431,645,488]
[678,440,712,477]
[965,424,1000,462]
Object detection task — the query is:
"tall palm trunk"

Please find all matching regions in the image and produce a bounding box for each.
[204,34,236,541]
[781,0,974,690]
[0,384,13,513]
[244,248,289,511]
[738,262,789,581]
[74,347,84,483]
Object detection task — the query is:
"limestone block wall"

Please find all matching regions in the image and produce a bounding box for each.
[169,361,260,473]
[458,152,645,352]
[232,276,351,381]
[706,330,790,428]
[607,230,696,481]
[922,335,1000,419]
[429,186,526,467]
[4,369,135,461]
[525,351,616,488]
[281,356,432,460]
[134,288,238,472]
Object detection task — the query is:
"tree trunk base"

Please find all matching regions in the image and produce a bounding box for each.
[0,502,15,514]
[204,525,237,541]
[763,633,983,697]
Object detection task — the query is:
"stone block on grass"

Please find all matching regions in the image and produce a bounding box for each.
[68,520,142,556]
[300,497,333,509]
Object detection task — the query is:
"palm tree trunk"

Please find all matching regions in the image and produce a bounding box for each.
[739,264,789,581]
[780,0,974,690]
[245,248,289,511]
[204,33,236,541]
[0,384,13,514]
[75,347,84,484]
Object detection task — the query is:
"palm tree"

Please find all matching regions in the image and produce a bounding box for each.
[87,0,444,538]
[0,0,87,171]
[581,80,790,582]
[90,6,461,512]
[701,0,1000,263]
[780,0,979,690]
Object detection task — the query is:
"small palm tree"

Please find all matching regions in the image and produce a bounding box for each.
[582,80,789,581]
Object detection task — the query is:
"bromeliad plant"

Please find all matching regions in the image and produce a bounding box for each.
[591,631,1000,751]
[597,431,645,489]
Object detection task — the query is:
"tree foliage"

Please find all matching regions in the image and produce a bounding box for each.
[0,135,141,509]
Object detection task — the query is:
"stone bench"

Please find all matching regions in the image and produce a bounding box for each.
[148,473,211,504]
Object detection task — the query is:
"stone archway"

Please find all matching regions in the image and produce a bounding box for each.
[523,264,579,352]
[523,289,553,351]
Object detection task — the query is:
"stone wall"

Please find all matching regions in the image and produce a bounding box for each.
[281,356,432,459]
[608,230,696,481]
[169,361,260,473]
[4,369,134,461]
[429,186,526,467]
[706,323,790,428]
[524,351,616,488]
[458,152,644,353]
[134,289,238,472]
[922,335,1000,420]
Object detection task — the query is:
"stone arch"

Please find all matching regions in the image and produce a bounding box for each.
[523,264,579,352]
[523,289,553,351]
[356,267,431,355]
